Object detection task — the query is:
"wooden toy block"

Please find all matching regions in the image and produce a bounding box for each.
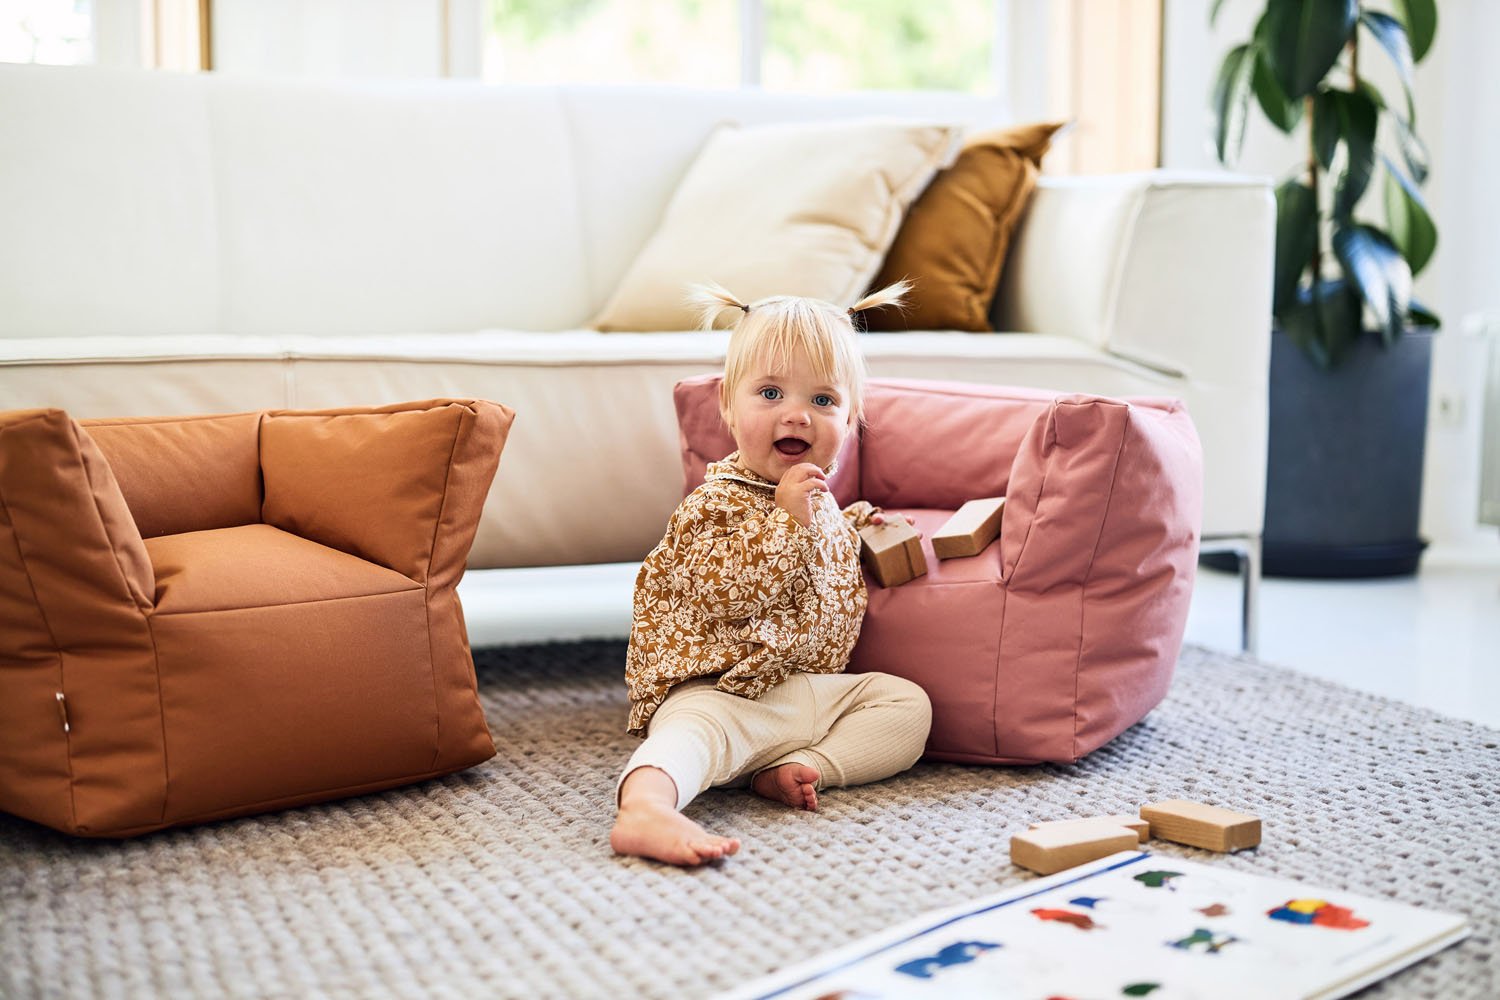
[858,518,927,587]
[931,497,1005,559]
[1140,800,1261,852]
[1010,822,1140,875]
[1030,814,1150,843]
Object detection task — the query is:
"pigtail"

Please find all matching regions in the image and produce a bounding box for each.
[685,281,752,330]
[848,279,911,317]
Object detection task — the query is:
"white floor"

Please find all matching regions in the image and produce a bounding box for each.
[457,558,1500,730]
[1185,560,1500,729]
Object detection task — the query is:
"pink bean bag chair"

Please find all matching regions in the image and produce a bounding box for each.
[674,376,1203,765]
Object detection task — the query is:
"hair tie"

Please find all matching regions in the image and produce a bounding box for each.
[740,303,750,313]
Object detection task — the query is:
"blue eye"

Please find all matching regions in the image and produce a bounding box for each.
[813,394,836,407]
[759,387,782,401]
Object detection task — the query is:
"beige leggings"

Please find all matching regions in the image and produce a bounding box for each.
[620,671,932,811]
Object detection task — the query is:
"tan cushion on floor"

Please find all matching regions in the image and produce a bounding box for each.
[591,119,961,331]
[864,121,1063,333]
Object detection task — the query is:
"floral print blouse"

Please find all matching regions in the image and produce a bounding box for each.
[625,454,878,736]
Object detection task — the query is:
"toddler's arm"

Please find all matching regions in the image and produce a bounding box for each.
[671,493,815,620]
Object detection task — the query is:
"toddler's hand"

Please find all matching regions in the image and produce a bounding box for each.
[776,464,828,528]
[870,511,920,534]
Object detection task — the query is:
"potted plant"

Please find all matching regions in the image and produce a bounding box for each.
[1209,0,1440,577]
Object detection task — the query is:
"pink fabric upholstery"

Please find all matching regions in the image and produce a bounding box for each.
[674,375,1203,765]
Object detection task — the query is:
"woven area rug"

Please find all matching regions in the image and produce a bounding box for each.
[2,642,1497,999]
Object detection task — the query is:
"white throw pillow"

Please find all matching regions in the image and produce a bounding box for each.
[591,119,961,331]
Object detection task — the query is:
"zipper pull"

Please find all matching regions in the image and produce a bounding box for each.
[56,692,69,734]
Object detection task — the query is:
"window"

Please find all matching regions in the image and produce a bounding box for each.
[482,0,997,94]
[479,0,1160,173]
[483,0,740,87]
[1,0,94,66]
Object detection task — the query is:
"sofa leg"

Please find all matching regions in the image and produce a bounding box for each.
[1237,535,1261,657]
[1200,533,1261,656]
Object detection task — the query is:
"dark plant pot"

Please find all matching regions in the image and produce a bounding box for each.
[1205,326,1434,578]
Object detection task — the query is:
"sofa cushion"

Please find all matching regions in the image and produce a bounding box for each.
[864,121,1063,333]
[591,119,961,331]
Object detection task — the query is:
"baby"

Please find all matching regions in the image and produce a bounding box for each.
[610,281,932,866]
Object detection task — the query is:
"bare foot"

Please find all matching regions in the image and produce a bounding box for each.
[752,762,820,811]
[610,802,740,866]
[611,766,739,866]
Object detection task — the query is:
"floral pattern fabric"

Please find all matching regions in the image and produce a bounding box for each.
[625,453,878,736]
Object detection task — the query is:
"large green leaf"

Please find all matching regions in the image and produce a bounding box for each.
[1331,89,1378,219]
[1393,0,1437,62]
[1211,43,1257,165]
[1210,0,1230,28]
[1393,114,1430,184]
[1252,44,1303,132]
[1382,160,1438,276]
[1273,180,1318,316]
[1333,224,1412,345]
[1264,0,1357,99]
[1359,11,1416,122]
[1408,297,1441,330]
[1312,89,1339,169]
[1280,280,1363,369]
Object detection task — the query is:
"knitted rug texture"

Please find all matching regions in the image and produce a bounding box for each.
[2,642,1496,1000]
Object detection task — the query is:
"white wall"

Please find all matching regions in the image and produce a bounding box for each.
[1162,0,1500,565]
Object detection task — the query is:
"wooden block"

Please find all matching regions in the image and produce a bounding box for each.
[858,518,927,587]
[1010,823,1140,876]
[1030,814,1150,843]
[1140,800,1261,852]
[932,497,1005,560]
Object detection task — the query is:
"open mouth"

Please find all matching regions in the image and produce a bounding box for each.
[773,437,811,457]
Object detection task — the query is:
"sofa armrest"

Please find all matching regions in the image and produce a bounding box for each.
[993,171,1275,390]
[260,399,514,584]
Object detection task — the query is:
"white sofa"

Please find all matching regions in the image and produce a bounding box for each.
[0,65,1274,644]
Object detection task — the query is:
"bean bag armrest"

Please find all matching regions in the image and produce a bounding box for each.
[259,399,515,585]
[0,409,158,835]
[1000,394,1201,591]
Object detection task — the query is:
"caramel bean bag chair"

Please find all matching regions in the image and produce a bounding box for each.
[675,377,1202,764]
[0,399,512,837]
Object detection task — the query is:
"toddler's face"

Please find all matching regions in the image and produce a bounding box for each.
[726,351,852,483]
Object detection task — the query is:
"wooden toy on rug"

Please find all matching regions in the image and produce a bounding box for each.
[931,497,1005,559]
[1009,819,1141,875]
[858,518,927,587]
[1140,800,1261,852]
[1029,814,1151,843]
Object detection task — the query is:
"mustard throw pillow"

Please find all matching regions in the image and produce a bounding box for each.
[592,119,961,332]
[863,121,1065,333]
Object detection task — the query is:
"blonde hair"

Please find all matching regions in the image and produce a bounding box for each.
[686,280,910,427]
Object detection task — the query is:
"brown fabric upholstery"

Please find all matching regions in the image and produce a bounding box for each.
[864,121,1064,333]
[84,413,263,539]
[0,399,513,837]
